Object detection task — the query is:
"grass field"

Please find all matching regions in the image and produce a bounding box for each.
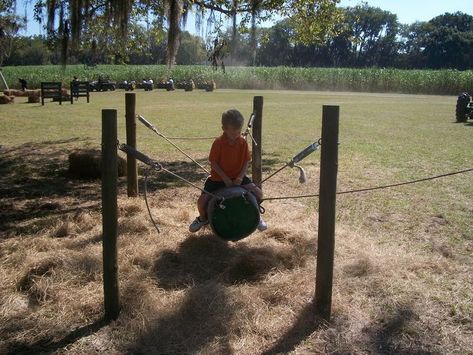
[0,89,472,353]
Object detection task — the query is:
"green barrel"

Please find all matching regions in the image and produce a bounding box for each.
[207,186,260,241]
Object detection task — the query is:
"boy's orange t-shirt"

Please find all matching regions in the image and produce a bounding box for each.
[209,134,251,181]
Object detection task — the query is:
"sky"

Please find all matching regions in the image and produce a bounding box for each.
[338,0,473,24]
[16,0,473,36]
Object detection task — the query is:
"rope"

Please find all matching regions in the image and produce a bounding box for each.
[144,169,161,233]
[153,131,211,175]
[262,139,321,183]
[119,142,221,200]
[262,164,290,183]
[158,165,222,200]
[262,167,473,202]
[137,115,211,175]
[163,136,216,140]
[142,165,225,233]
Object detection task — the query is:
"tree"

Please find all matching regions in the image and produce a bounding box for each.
[175,31,207,64]
[0,0,24,65]
[421,12,473,69]
[256,19,294,66]
[340,4,399,67]
[5,35,51,65]
[19,0,343,67]
[397,22,429,68]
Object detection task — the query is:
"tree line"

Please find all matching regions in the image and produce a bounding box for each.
[2,3,473,70]
[257,6,473,70]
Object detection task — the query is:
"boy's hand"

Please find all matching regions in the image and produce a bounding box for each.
[233,177,243,185]
[223,177,233,187]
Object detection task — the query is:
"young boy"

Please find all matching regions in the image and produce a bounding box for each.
[189,109,267,233]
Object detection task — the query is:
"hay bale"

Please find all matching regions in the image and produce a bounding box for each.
[206,80,216,91]
[176,80,195,91]
[27,90,41,103]
[3,89,28,97]
[68,150,127,179]
[0,95,14,104]
[52,88,71,102]
[184,79,195,91]
[196,80,216,91]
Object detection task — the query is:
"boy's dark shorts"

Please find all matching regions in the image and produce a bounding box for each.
[203,176,252,193]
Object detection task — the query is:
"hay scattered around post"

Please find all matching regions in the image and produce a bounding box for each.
[68,149,127,179]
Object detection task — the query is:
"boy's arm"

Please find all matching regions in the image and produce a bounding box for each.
[210,161,233,187]
[233,160,249,185]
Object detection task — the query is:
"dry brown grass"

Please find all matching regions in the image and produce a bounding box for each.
[2,173,472,354]
[1,103,473,354]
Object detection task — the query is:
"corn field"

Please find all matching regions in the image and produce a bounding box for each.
[2,65,472,95]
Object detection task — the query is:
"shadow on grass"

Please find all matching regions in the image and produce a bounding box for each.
[262,301,326,355]
[138,159,211,191]
[363,303,431,354]
[152,233,311,290]
[0,140,105,238]
[263,301,430,354]
[128,282,234,354]
[4,318,109,355]
[139,231,313,352]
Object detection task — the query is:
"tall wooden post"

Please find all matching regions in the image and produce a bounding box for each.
[252,96,263,188]
[125,93,138,197]
[102,109,120,321]
[315,105,339,321]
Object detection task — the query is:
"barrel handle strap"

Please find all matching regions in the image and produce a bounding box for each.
[259,204,265,214]
[217,197,226,209]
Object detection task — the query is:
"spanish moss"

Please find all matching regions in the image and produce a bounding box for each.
[166,0,183,67]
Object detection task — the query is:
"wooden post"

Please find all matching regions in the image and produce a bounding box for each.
[125,93,138,197]
[315,105,339,321]
[102,109,120,321]
[252,96,263,188]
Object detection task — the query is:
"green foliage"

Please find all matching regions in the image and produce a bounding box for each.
[175,32,207,65]
[21,0,344,67]
[2,65,473,95]
[284,0,343,45]
[421,12,473,69]
[257,8,473,70]
[0,0,24,65]
[5,36,51,65]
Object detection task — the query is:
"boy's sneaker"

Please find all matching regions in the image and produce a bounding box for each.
[189,216,208,233]
[257,218,267,231]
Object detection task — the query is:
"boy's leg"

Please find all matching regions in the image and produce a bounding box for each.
[197,193,211,220]
[189,193,210,232]
[190,178,224,233]
[197,178,222,219]
[241,180,267,231]
[241,182,263,202]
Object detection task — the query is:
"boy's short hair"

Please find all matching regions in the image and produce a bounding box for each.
[222,109,244,129]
